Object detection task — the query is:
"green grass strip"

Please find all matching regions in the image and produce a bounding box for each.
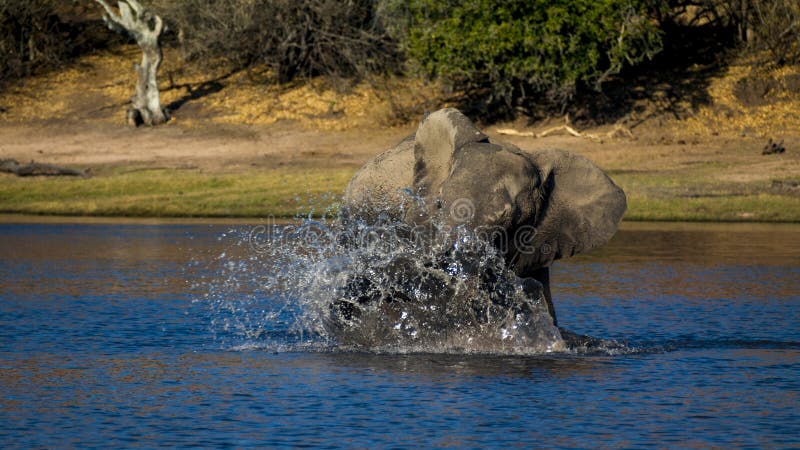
[1,168,798,221]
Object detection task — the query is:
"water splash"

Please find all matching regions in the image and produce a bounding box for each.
[194,197,624,355]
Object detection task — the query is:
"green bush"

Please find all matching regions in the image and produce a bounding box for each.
[381,0,662,114]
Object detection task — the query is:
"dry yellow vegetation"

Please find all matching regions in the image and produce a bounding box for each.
[678,62,800,138]
[0,46,443,130]
[2,45,799,139]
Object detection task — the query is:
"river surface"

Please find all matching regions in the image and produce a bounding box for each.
[1,220,798,447]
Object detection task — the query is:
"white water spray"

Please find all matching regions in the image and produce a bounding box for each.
[198,198,572,355]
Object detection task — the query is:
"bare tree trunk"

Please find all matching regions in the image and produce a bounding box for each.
[94,0,168,127]
[739,0,752,43]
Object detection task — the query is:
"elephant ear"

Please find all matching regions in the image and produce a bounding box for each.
[523,149,626,268]
[413,108,488,195]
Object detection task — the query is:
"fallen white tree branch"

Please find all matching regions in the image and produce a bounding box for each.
[496,121,633,142]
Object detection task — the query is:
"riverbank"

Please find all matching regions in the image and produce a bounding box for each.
[1,120,799,221]
[1,47,798,222]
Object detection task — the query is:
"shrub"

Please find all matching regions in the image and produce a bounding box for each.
[655,0,800,66]
[380,0,662,114]
[0,0,66,86]
[749,0,800,66]
[0,2,123,90]
[156,0,399,83]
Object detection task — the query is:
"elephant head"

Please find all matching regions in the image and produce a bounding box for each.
[345,108,626,274]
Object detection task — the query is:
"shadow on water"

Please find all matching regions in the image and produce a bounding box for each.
[179,347,623,380]
[301,352,619,380]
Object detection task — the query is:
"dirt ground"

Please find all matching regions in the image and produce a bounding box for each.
[1,117,797,188]
[0,120,406,172]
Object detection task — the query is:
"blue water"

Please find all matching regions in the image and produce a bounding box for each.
[1,221,798,447]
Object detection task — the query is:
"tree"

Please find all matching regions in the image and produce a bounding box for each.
[94,0,168,126]
[381,0,663,116]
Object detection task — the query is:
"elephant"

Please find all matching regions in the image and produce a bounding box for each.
[338,107,626,335]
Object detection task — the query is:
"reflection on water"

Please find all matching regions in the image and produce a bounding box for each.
[553,222,800,346]
[0,221,798,447]
[584,222,800,266]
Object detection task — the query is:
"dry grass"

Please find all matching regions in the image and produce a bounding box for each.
[4,45,798,136]
[676,61,800,138]
[0,46,443,130]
